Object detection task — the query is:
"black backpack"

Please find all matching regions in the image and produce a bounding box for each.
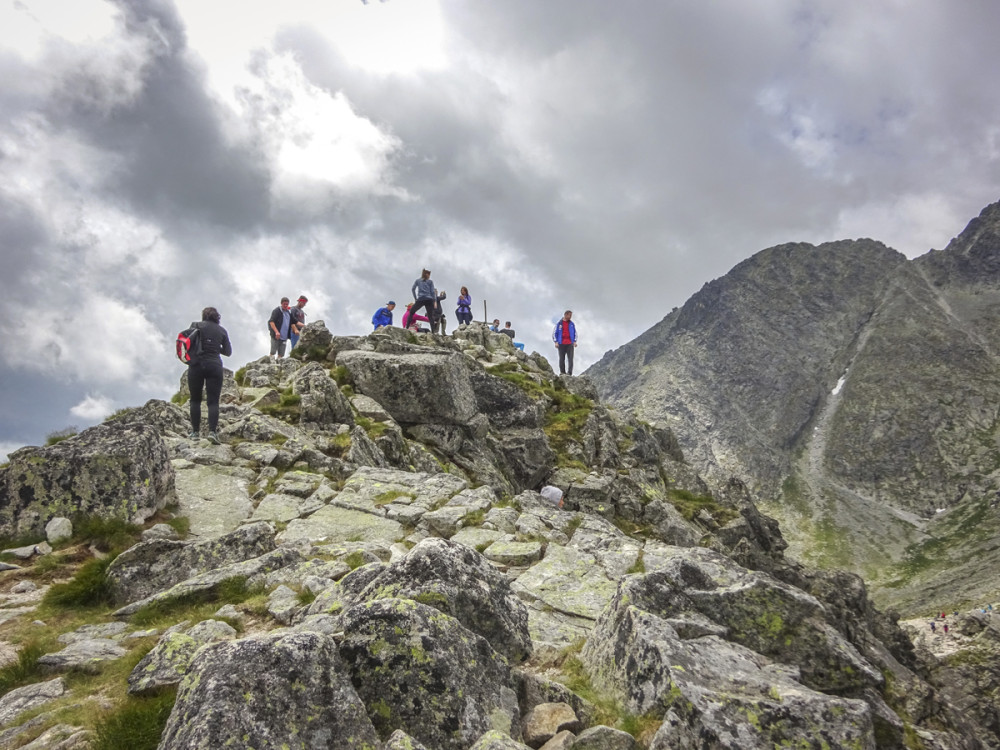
[176,322,203,364]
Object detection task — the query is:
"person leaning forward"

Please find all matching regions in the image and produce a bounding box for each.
[372,301,396,330]
[269,297,293,359]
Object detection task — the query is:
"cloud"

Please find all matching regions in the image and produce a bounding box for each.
[70,393,115,421]
[0,0,999,452]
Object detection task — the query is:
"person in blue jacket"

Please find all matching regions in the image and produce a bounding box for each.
[372,301,396,330]
[553,310,577,375]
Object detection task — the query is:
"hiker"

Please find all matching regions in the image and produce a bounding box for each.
[409,269,438,328]
[430,290,447,335]
[372,301,396,330]
[456,287,473,327]
[930,621,936,633]
[268,297,293,359]
[490,319,500,333]
[402,302,429,332]
[553,310,578,375]
[501,321,515,340]
[187,307,232,445]
[289,296,308,350]
[944,623,949,634]
[540,485,564,509]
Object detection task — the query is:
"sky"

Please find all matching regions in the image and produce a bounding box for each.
[1,0,999,459]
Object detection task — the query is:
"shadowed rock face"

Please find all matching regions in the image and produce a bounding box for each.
[587,201,1000,608]
[0,422,173,537]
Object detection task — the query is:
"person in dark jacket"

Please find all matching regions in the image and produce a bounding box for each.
[268,297,292,359]
[430,290,447,335]
[289,295,308,350]
[188,306,232,444]
[553,310,577,375]
[409,269,438,328]
[372,301,396,330]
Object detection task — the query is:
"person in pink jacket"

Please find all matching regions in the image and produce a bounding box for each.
[402,303,430,331]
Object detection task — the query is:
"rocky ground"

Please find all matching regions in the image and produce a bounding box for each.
[0,322,996,748]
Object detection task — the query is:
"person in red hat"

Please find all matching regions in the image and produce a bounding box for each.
[290,295,308,350]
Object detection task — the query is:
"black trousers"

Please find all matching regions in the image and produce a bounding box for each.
[558,343,575,375]
[188,360,224,432]
[410,298,437,328]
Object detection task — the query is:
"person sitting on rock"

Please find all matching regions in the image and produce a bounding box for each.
[372,301,396,330]
[501,321,515,340]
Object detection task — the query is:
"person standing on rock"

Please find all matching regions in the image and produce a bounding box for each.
[188,306,232,445]
[372,301,396,330]
[289,296,308,350]
[456,287,473,327]
[410,269,438,329]
[268,297,293,359]
[553,310,577,375]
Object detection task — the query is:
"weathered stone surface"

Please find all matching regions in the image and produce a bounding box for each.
[339,598,520,750]
[57,622,127,644]
[469,369,545,429]
[385,729,432,750]
[107,521,276,605]
[522,702,579,748]
[484,541,544,566]
[338,349,479,425]
[537,730,574,750]
[295,320,334,353]
[467,730,532,750]
[17,722,90,749]
[292,362,355,427]
[44,517,72,544]
[0,677,65,726]
[141,523,180,541]
[0,423,172,537]
[128,620,238,695]
[172,461,254,539]
[114,547,303,617]
[37,639,127,673]
[511,544,618,622]
[277,505,405,545]
[159,630,380,750]
[357,537,532,662]
[571,726,638,750]
[249,492,322,523]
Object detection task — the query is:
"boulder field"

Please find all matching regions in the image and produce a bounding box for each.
[0,322,995,749]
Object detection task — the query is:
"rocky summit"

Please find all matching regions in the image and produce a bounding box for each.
[0,322,997,748]
[587,201,1000,615]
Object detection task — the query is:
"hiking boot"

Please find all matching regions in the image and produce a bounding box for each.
[207,432,221,445]
[188,431,199,440]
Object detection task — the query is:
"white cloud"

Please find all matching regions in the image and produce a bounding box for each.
[70,393,114,421]
[0,441,28,463]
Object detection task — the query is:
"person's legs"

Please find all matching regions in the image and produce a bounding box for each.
[566,345,574,375]
[187,363,206,434]
[290,333,300,350]
[410,297,435,323]
[269,337,280,358]
[204,362,224,434]
[559,344,574,375]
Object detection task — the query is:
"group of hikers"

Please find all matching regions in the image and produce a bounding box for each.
[371,269,580,375]
[182,268,580,441]
[928,603,993,635]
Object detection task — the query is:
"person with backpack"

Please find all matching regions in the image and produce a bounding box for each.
[553,310,577,375]
[289,295,308,350]
[456,287,473,327]
[372,301,396,330]
[186,307,232,444]
[268,297,293,359]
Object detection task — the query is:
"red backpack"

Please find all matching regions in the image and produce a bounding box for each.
[176,323,203,364]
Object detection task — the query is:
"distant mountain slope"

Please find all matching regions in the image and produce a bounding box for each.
[587,201,1000,612]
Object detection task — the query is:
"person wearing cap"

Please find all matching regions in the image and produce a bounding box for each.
[268,297,293,359]
[372,301,396,330]
[289,295,308,350]
[553,310,577,375]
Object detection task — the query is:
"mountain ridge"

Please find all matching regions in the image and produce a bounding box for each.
[587,201,1000,612]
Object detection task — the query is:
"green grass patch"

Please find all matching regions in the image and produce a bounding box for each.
[668,489,740,526]
[169,392,189,406]
[343,551,367,570]
[45,427,78,446]
[91,689,177,750]
[103,408,134,423]
[234,366,248,386]
[329,366,353,386]
[259,388,302,424]
[129,577,263,627]
[462,509,486,527]
[0,641,47,695]
[373,490,415,506]
[71,516,142,553]
[44,556,117,609]
[164,516,191,539]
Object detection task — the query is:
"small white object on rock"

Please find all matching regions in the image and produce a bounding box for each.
[45,517,73,544]
[141,523,180,542]
[11,581,38,594]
